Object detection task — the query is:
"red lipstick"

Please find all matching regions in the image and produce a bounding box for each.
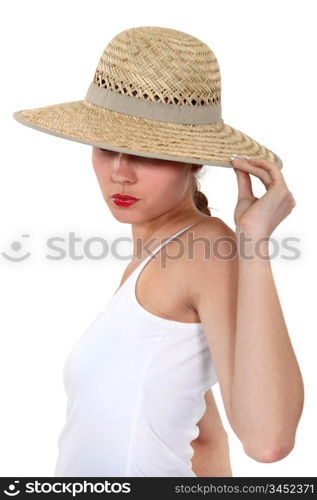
[111,193,141,207]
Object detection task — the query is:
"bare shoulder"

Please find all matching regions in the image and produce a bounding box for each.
[190,216,236,241]
[185,216,238,283]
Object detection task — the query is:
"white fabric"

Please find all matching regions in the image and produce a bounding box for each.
[54,223,218,477]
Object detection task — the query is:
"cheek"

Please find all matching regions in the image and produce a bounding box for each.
[143,166,189,202]
[92,160,112,186]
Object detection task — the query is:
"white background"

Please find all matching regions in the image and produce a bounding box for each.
[1,0,316,478]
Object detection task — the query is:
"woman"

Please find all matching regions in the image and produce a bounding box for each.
[89,145,303,477]
[13,26,304,477]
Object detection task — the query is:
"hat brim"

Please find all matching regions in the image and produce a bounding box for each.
[13,100,283,169]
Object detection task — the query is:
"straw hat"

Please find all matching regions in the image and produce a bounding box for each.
[12,26,283,169]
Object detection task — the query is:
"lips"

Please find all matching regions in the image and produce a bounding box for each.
[111,193,140,201]
[111,193,141,207]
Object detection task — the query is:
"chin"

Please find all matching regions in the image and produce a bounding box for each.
[108,207,141,224]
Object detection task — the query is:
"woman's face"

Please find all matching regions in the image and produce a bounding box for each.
[91,147,199,224]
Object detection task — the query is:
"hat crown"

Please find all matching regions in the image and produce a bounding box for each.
[91,26,221,107]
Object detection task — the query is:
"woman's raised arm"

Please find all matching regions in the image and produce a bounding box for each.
[188,162,304,462]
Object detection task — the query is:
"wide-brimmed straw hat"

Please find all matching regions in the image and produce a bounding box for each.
[12,26,283,169]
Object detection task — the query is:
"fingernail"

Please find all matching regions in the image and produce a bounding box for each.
[230,154,251,160]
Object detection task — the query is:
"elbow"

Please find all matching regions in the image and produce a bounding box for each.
[243,438,295,463]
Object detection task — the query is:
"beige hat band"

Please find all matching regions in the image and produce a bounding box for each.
[84,82,223,125]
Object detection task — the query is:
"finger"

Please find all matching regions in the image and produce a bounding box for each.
[247,157,285,184]
[234,168,255,199]
[232,159,272,189]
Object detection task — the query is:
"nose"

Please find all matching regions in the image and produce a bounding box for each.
[111,152,137,184]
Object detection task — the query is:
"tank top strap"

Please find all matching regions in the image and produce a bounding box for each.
[112,222,196,297]
[131,222,195,282]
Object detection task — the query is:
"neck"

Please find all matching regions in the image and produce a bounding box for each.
[130,201,207,259]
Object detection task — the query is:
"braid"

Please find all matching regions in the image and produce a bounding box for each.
[192,168,212,216]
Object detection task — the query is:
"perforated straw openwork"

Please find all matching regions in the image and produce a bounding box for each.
[12,26,283,169]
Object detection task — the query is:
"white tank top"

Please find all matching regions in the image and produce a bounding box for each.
[54,223,218,477]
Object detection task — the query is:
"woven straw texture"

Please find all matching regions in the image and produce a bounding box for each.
[92,27,221,106]
[13,26,283,169]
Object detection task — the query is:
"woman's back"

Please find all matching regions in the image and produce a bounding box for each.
[54,223,218,477]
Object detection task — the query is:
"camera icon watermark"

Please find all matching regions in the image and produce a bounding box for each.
[3,480,20,496]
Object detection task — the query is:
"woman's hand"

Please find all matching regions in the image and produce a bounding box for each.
[231,156,296,237]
